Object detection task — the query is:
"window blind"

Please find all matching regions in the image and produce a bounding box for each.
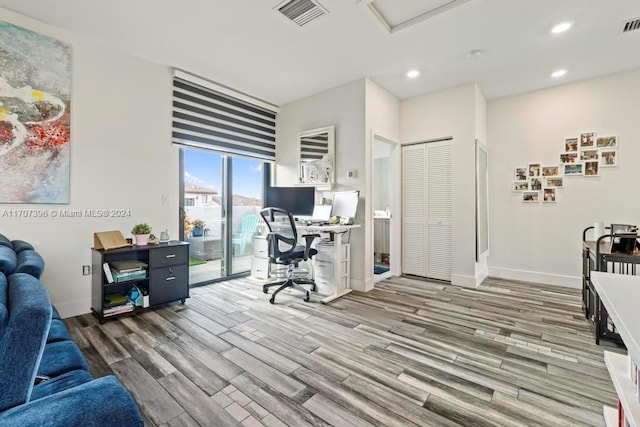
[172,72,277,161]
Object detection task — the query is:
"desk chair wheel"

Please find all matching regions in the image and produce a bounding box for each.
[269,296,276,304]
[263,285,269,294]
[303,292,310,302]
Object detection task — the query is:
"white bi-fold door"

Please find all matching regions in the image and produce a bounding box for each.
[402,140,452,281]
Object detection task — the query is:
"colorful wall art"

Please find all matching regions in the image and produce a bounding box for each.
[0,21,71,203]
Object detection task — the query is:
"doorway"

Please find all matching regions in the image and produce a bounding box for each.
[372,134,399,282]
[179,147,265,286]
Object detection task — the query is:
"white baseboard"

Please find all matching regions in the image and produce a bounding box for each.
[53,298,91,319]
[451,274,484,288]
[488,266,581,289]
[351,277,374,293]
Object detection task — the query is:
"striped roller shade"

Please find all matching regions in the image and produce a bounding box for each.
[172,72,277,161]
[300,132,329,160]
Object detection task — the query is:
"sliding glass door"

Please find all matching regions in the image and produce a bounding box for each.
[180,147,264,286]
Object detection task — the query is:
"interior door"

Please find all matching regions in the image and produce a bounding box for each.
[402,140,452,281]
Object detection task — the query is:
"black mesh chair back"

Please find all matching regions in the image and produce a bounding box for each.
[259,207,318,303]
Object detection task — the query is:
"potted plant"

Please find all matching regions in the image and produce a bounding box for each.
[131,223,152,246]
[192,219,205,237]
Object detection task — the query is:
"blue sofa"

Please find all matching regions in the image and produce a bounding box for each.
[0,234,143,426]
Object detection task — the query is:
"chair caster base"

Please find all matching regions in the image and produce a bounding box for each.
[303,292,310,302]
[263,286,269,294]
[269,296,275,304]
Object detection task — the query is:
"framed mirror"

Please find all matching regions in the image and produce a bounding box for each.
[476,139,489,261]
[298,126,335,185]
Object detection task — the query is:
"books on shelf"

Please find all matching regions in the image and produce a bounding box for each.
[103,303,134,317]
[103,263,114,283]
[104,293,128,307]
[103,261,148,283]
[112,269,146,283]
[109,260,148,273]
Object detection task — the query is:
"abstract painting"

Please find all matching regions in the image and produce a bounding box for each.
[0,21,71,203]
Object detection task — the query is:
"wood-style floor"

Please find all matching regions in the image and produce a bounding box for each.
[65,276,621,427]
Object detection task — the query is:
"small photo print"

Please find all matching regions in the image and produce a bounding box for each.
[522,191,539,203]
[528,163,541,177]
[514,167,528,181]
[545,177,564,188]
[565,138,578,152]
[560,152,578,164]
[596,136,617,148]
[584,160,599,177]
[543,188,556,203]
[530,177,542,191]
[542,166,559,176]
[513,181,529,191]
[580,149,599,161]
[564,163,584,176]
[580,132,595,148]
[601,149,618,167]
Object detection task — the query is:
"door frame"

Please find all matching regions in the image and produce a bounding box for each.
[367,130,401,285]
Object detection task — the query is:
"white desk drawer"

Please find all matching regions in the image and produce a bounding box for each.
[251,257,269,279]
[314,259,348,278]
[314,243,348,262]
[253,236,269,258]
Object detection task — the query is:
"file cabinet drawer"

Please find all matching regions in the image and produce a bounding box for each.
[149,265,188,305]
[150,245,188,268]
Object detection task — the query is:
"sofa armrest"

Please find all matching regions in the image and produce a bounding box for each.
[0,376,144,427]
[0,274,51,412]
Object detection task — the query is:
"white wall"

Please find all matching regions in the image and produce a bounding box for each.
[275,79,368,288]
[0,9,178,316]
[401,84,481,286]
[488,69,640,288]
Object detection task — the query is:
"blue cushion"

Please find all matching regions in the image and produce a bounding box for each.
[0,234,12,249]
[0,246,17,276]
[30,369,93,401]
[37,341,88,378]
[0,273,51,412]
[0,272,7,329]
[11,240,34,254]
[15,250,45,279]
[46,319,71,343]
[51,305,62,320]
[0,376,143,426]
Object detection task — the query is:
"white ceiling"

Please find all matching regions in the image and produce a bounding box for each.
[0,0,639,106]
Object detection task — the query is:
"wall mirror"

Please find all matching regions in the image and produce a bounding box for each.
[298,126,335,185]
[476,139,489,261]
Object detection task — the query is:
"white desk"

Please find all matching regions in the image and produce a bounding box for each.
[297,223,360,304]
[591,272,640,426]
[258,222,360,304]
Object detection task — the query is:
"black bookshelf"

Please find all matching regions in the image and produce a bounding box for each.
[92,241,189,322]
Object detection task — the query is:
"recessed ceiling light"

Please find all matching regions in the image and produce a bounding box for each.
[406,70,420,79]
[551,69,567,78]
[466,49,484,59]
[551,22,572,34]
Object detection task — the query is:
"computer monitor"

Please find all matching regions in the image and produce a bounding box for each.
[331,191,359,218]
[264,186,315,216]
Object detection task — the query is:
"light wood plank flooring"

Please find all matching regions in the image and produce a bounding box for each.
[66,276,622,426]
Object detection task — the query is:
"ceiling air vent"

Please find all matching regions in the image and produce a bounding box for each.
[275,0,328,27]
[622,17,640,33]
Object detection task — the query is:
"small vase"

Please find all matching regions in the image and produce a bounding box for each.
[134,234,150,246]
[193,226,203,237]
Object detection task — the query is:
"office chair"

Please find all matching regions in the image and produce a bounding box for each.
[259,207,319,304]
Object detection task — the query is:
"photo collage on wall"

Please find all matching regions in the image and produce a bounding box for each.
[512,132,619,203]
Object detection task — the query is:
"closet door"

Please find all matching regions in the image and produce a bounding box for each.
[402,141,452,281]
